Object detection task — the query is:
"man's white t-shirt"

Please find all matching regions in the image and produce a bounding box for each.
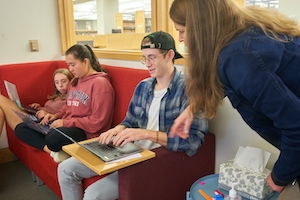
[134,88,167,150]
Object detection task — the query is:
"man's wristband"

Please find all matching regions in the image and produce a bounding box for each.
[156,131,159,143]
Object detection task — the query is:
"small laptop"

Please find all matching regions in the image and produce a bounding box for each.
[4,80,38,114]
[53,128,143,162]
[13,109,51,135]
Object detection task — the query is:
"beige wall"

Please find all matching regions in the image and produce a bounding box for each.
[0,0,61,65]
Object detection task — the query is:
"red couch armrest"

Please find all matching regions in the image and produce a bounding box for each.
[118,132,215,200]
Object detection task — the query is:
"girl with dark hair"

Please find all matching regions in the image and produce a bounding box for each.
[16,44,115,163]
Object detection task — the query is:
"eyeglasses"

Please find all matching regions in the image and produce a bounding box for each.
[139,51,168,65]
[140,56,158,65]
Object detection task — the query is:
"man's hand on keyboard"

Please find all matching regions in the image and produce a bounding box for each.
[112,128,147,147]
[98,125,125,145]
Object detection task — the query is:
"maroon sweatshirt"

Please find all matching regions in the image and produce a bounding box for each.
[40,96,65,114]
[56,72,115,139]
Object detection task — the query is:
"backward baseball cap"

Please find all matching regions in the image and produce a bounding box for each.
[141,30,183,59]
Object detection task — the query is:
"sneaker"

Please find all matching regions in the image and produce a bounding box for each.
[51,151,70,163]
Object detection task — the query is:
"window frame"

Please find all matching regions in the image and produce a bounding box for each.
[57,0,185,64]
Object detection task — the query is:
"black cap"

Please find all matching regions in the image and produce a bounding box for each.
[141,31,183,59]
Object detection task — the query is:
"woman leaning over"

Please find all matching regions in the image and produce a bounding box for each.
[169,0,300,198]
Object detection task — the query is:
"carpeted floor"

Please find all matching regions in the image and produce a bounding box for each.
[0,160,59,200]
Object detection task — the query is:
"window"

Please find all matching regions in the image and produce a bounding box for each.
[57,0,180,62]
[246,0,279,9]
[73,0,151,35]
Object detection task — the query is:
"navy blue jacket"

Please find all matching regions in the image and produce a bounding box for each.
[218,27,300,186]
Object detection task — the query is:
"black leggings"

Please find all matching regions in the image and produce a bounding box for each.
[15,123,87,152]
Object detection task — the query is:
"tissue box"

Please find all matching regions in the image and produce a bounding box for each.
[218,160,274,200]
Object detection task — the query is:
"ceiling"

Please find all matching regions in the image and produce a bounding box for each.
[73,0,151,20]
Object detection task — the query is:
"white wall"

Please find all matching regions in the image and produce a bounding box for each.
[0,0,62,65]
[209,99,280,172]
[0,0,62,148]
[0,0,299,175]
[96,0,119,34]
[278,0,300,22]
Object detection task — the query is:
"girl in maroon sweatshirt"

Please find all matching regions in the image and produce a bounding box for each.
[16,44,115,162]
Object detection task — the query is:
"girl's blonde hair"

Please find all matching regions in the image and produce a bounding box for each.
[48,68,74,100]
[170,0,300,118]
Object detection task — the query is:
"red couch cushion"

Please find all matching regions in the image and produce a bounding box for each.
[0,61,68,106]
[102,65,149,126]
[0,60,68,170]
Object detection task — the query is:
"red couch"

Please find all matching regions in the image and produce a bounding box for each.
[0,60,215,200]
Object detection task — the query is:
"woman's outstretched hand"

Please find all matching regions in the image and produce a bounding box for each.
[169,106,194,139]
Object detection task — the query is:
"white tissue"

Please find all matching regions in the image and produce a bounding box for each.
[233,146,271,173]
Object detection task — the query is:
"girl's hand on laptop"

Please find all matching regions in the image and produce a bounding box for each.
[29,103,41,110]
[40,113,57,125]
[50,119,63,128]
[36,110,48,120]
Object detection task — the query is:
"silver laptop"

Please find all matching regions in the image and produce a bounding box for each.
[13,109,50,135]
[53,128,143,162]
[4,80,38,114]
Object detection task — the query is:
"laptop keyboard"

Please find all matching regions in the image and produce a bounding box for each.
[83,141,124,159]
[29,115,37,121]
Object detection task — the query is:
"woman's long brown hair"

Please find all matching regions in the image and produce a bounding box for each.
[170,0,300,118]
